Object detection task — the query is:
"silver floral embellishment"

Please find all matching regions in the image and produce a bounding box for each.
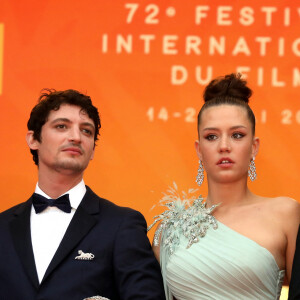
[148,182,219,256]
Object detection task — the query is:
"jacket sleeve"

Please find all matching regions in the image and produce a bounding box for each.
[113,209,166,300]
[289,225,300,300]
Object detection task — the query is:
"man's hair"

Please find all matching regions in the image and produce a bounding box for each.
[27,88,101,165]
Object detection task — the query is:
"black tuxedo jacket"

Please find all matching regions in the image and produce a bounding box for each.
[289,225,300,300]
[0,186,165,300]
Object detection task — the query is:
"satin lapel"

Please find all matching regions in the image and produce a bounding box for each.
[9,199,39,290]
[42,187,100,283]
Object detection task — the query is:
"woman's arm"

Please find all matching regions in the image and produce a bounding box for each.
[283,198,300,282]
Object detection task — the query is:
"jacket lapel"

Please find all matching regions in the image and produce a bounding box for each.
[9,198,40,290]
[41,187,100,283]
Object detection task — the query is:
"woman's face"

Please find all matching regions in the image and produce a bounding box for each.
[195,104,259,184]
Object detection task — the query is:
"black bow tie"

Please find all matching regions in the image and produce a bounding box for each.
[32,193,72,214]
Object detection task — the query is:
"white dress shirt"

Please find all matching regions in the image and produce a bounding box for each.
[30,180,86,283]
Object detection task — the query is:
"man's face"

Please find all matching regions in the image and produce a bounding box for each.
[27,104,95,175]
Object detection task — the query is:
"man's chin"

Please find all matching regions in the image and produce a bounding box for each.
[54,161,87,174]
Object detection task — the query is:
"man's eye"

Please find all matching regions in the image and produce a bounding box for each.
[56,124,66,129]
[82,129,92,135]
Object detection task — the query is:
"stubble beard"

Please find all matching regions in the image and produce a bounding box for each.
[53,144,90,174]
[53,158,88,174]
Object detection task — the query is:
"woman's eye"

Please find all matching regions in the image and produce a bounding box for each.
[205,134,217,141]
[232,132,244,139]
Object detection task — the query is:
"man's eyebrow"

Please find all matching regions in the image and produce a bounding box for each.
[50,118,95,129]
[81,122,95,129]
[50,118,71,124]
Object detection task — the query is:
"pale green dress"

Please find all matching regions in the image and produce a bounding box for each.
[151,194,285,300]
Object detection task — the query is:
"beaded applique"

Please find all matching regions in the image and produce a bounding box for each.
[148,183,219,256]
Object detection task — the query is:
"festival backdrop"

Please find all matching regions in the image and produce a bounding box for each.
[0,0,299,228]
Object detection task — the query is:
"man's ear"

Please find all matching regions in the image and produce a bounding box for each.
[90,147,95,161]
[26,131,39,150]
[251,136,260,158]
[194,140,202,160]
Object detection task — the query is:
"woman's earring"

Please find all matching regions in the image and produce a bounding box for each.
[196,160,204,186]
[248,157,257,181]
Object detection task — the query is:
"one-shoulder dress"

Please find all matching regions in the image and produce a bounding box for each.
[150,192,285,300]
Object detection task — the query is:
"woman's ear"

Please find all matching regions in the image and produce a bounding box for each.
[195,140,202,160]
[251,136,260,158]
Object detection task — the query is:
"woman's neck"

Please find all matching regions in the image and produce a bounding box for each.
[205,178,253,208]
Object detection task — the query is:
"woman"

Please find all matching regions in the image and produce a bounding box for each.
[150,73,300,299]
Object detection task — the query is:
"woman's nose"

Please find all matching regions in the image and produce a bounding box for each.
[219,137,231,152]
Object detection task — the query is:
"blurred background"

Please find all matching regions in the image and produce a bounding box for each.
[0,0,299,239]
[1,1,299,298]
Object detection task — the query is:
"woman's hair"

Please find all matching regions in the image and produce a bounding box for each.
[197,73,256,134]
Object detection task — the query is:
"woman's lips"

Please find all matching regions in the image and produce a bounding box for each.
[217,157,234,167]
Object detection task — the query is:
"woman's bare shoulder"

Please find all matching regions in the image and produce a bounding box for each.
[263,196,300,225]
[266,196,299,212]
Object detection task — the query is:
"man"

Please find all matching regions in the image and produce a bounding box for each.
[289,226,300,300]
[0,89,165,299]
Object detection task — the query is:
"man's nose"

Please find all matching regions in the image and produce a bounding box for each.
[68,127,81,143]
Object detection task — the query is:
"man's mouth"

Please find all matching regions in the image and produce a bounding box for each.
[62,147,83,155]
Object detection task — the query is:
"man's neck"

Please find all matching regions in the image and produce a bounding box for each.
[37,171,84,199]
